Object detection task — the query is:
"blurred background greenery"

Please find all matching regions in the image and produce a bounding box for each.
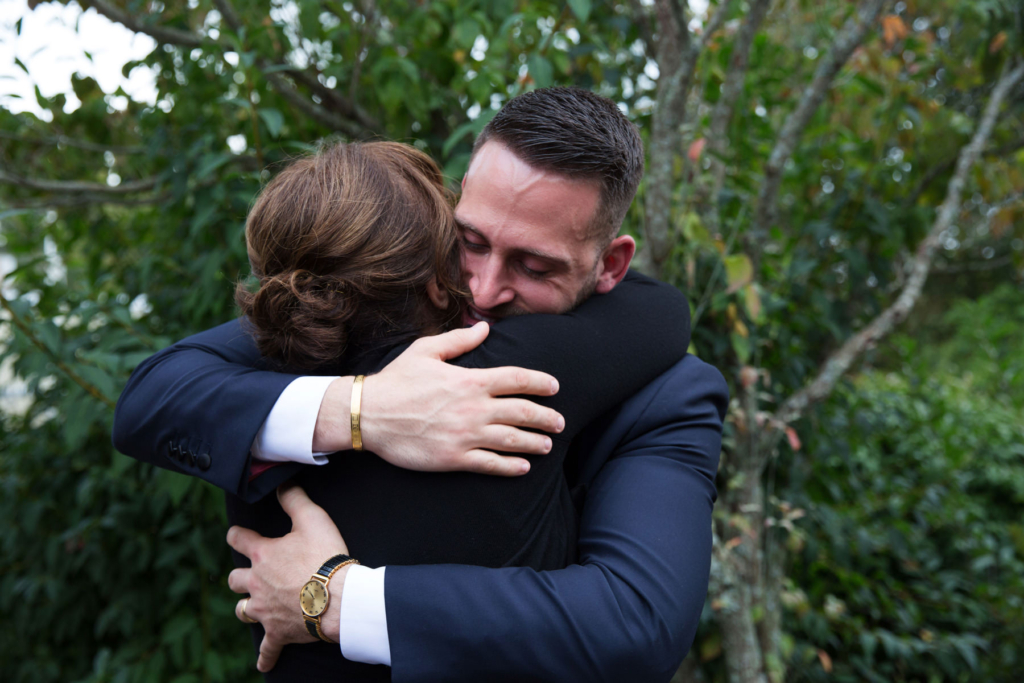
[0,1,1022,681]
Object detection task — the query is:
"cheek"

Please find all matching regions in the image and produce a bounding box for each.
[513,278,574,314]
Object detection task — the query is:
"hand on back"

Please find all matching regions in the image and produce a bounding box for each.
[315,322,564,477]
[228,484,347,672]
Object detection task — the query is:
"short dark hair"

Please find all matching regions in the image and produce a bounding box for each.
[472,87,644,244]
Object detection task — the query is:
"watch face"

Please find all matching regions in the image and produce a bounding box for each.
[301,579,329,617]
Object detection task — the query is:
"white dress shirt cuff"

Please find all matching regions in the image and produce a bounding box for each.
[250,375,339,464]
[338,565,391,666]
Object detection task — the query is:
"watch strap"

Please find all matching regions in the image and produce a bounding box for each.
[317,553,356,579]
[305,616,333,642]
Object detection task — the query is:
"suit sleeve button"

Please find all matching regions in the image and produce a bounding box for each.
[197,453,212,471]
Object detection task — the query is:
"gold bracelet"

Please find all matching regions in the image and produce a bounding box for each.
[350,375,365,451]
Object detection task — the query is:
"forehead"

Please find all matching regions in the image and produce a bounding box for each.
[456,141,601,251]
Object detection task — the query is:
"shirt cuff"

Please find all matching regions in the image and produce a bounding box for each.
[250,375,339,464]
[338,565,391,666]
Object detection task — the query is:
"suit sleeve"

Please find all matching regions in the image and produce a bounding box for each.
[112,318,303,502]
[453,271,691,432]
[384,358,729,683]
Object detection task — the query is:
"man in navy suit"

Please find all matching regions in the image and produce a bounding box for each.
[114,87,727,681]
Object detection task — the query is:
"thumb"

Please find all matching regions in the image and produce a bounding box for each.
[276,484,344,547]
[420,321,489,361]
[277,483,318,526]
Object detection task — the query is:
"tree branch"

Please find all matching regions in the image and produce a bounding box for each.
[639,1,736,275]
[706,0,772,199]
[749,0,888,251]
[0,131,146,154]
[0,291,116,408]
[78,0,205,47]
[212,0,373,137]
[700,0,734,49]
[82,0,371,136]
[0,171,160,194]
[771,58,1024,431]
[1,193,173,210]
[905,135,1024,207]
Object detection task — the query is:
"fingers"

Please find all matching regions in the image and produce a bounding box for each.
[482,366,559,397]
[461,449,532,477]
[492,398,565,434]
[257,635,283,673]
[226,525,264,560]
[235,597,258,624]
[227,567,251,594]
[417,321,489,360]
[481,424,552,456]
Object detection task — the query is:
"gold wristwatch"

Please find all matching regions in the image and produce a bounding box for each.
[300,553,359,642]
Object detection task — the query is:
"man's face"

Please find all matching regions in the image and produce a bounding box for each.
[455,141,604,325]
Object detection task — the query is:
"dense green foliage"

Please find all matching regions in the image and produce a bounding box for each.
[1,0,1022,681]
[788,357,1024,680]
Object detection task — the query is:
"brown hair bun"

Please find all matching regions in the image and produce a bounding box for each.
[241,269,356,370]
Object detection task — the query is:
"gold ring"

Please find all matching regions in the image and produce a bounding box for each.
[240,597,258,624]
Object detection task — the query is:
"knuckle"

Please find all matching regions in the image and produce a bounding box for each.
[503,430,518,449]
[515,370,529,390]
[480,458,498,474]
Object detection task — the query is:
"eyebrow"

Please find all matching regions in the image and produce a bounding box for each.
[455,218,573,272]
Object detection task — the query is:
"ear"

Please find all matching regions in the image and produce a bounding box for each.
[426,278,449,310]
[594,235,636,294]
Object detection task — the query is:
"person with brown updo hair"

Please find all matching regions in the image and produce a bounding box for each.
[186,140,689,682]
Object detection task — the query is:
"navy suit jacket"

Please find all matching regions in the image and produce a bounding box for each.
[114,324,727,682]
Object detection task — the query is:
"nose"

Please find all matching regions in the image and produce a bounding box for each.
[468,257,515,311]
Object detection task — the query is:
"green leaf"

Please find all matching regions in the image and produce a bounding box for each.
[951,636,979,670]
[453,19,481,49]
[681,212,712,246]
[730,332,751,363]
[744,284,764,323]
[527,54,554,89]
[442,108,497,158]
[76,365,118,401]
[724,254,753,294]
[160,470,194,507]
[258,108,285,138]
[194,152,234,181]
[63,395,98,450]
[568,0,592,22]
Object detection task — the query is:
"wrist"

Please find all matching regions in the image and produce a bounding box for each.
[321,564,349,643]
[312,377,354,452]
[357,373,386,455]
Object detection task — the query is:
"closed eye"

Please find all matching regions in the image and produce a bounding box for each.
[462,236,488,252]
[519,262,550,279]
